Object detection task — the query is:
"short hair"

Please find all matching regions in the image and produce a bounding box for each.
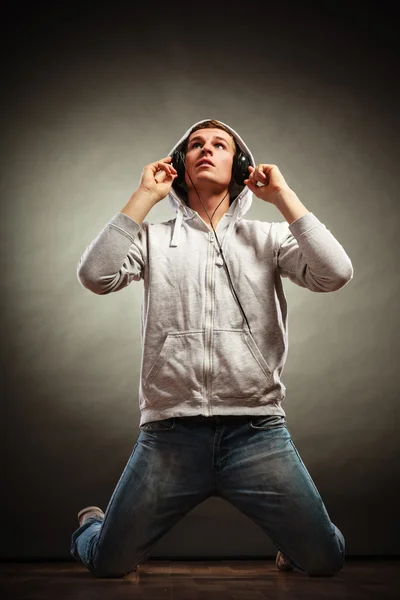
[183,119,238,154]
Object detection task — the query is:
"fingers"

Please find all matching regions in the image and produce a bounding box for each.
[154,169,175,184]
[244,164,267,187]
[141,157,178,190]
[152,156,177,177]
[142,157,176,183]
[254,164,267,183]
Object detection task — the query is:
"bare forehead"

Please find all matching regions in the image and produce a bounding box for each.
[187,128,235,148]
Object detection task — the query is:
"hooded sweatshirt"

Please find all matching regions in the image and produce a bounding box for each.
[77,119,354,427]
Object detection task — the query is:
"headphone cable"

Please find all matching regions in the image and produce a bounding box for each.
[184,162,252,335]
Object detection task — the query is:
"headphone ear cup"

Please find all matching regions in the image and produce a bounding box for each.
[171,150,186,186]
[232,150,251,186]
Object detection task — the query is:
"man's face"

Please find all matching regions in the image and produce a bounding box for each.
[184,128,236,190]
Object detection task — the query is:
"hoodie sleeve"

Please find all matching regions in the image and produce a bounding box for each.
[77,212,146,294]
[275,212,354,292]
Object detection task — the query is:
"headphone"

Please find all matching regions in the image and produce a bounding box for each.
[171,144,251,188]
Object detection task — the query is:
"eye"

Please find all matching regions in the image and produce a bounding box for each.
[189,141,226,149]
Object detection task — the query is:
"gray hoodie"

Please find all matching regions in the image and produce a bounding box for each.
[77,119,354,427]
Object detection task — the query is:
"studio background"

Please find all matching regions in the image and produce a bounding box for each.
[1,0,399,560]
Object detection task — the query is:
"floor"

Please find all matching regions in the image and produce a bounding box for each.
[1,559,399,599]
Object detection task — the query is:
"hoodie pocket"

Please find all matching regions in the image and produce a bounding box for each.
[144,332,204,401]
[211,330,272,399]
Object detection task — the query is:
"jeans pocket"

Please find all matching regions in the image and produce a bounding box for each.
[139,418,176,432]
[250,415,286,430]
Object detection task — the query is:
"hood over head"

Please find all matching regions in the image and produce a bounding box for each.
[166,119,256,257]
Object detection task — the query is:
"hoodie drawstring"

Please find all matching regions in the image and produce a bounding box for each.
[170,201,242,264]
[170,208,184,247]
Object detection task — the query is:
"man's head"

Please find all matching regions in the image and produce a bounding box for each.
[182,120,238,192]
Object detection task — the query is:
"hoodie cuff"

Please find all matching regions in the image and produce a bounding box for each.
[288,212,324,237]
[107,212,143,243]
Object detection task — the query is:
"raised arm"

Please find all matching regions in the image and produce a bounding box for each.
[77,157,178,294]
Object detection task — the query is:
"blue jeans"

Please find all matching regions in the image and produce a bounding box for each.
[70,415,345,578]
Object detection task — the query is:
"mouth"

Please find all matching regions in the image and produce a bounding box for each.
[196,159,214,168]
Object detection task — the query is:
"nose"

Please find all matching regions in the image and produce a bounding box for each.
[201,141,213,155]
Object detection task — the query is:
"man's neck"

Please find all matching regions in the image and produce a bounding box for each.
[187,188,231,230]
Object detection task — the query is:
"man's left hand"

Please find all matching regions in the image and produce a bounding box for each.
[244,164,291,205]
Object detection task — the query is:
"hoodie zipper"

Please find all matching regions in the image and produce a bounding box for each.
[204,230,215,414]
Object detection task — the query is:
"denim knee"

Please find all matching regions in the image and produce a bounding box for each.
[306,554,345,577]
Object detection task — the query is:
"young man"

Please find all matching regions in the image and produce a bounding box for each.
[71,119,353,578]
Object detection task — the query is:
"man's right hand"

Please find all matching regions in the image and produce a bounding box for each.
[138,156,178,204]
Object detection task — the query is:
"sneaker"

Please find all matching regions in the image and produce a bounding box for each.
[276,551,294,571]
[77,506,104,526]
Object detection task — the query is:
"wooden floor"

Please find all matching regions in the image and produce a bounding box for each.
[1,559,399,599]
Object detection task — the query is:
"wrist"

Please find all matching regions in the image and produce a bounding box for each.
[120,188,158,224]
[134,187,159,206]
[272,188,310,225]
[271,186,296,207]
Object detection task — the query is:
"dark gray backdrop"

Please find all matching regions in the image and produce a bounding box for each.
[1,0,399,559]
